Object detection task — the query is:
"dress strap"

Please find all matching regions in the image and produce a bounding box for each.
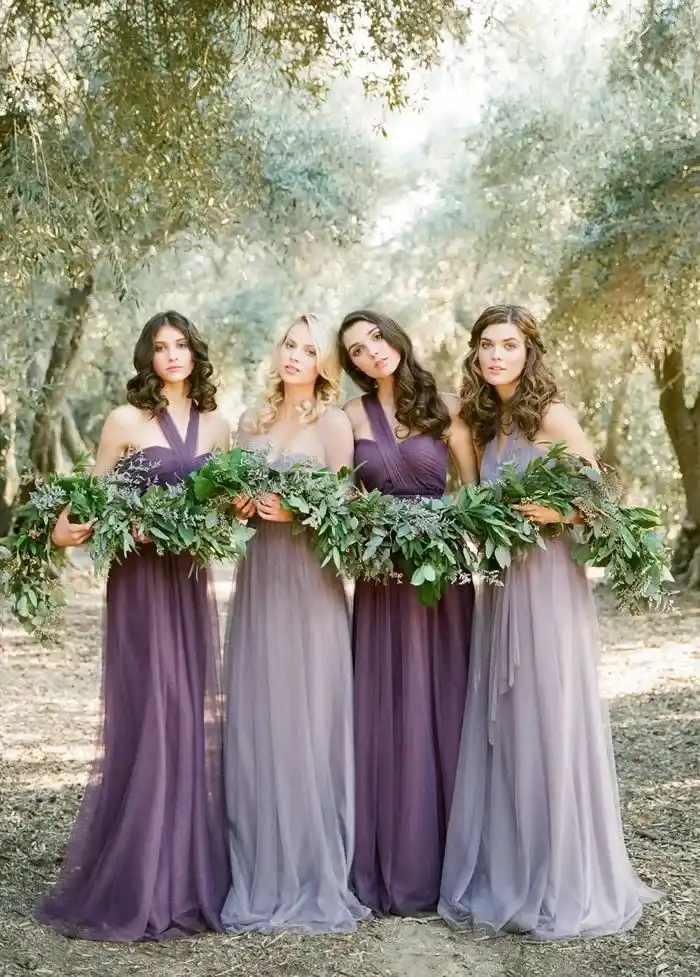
[361,394,412,491]
[157,408,199,461]
[184,407,200,458]
[362,393,396,446]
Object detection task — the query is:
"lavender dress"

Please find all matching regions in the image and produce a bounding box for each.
[352,394,473,915]
[221,455,369,934]
[36,408,228,941]
[439,430,660,939]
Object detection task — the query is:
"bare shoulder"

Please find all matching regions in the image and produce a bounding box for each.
[540,401,582,438]
[202,408,231,450]
[320,404,354,437]
[440,392,462,420]
[236,406,259,433]
[342,395,366,429]
[203,407,230,433]
[343,395,365,418]
[540,401,595,459]
[104,403,143,433]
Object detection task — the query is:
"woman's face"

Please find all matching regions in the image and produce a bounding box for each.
[152,324,194,384]
[276,319,319,387]
[341,319,401,380]
[477,321,527,389]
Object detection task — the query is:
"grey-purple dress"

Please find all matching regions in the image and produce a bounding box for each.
[352,394,474,915]
[221,455,369,934]
[439,429,660,939]
[36,408,228,941]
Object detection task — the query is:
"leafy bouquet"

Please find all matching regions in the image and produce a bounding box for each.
[0,450,260,641]
[0,455,140,641]
[489,442,673,613]
[268,461,538,606]
[133,480,255,566]
[186,446,272,507]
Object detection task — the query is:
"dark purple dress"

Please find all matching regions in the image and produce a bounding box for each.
[35,408,228,941]
[351,394,473,915]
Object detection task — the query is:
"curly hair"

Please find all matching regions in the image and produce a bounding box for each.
[460,304,560,448]
[126,310,217,414]
[250,314,341,435]
[338,310,450,440]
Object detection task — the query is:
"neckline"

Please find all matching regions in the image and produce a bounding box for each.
[248,435,321,467]
[156,406,199,459]
[355,434,438,448]
[362,393,433,447]
[489,431,548,465]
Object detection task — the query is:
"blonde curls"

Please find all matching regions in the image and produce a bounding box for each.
[252,314,341,434]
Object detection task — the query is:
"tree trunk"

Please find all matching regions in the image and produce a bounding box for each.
[599,349,635,480]
[652,344,700,586]
[0,390,19,537]
[61,402,90,463]
[28,275,94,474]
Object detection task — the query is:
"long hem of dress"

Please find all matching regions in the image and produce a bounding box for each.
[222,888,371,935]
[34,903,222,943]
[353,876,438,918]
[438,888,662,942]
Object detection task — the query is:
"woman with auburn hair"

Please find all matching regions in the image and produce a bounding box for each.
[439,304,660,939]
[221,313,369,934]
[37,311,231,940]
[338,309,478,916]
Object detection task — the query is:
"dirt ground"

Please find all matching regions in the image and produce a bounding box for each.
[1,565,698,977]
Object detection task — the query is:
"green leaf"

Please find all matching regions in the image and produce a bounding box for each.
[411,566,425,585]
[494,546,511,569]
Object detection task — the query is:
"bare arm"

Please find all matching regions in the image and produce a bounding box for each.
[443,394,478,486]
[233,408,257,448]
[210,411,231,453]
[231,408,257,519]
[323,408,355,474]
[517,403,597,526]
[52,407,133,546]
[537,402,597,466]
[92,408,134,476]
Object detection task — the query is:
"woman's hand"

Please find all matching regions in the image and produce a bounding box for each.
[231,495,257,520]
[513,502,565,526]
[51,506,94,548]
[256,493,293,523]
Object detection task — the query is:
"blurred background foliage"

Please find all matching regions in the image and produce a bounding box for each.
[1,0,698,584]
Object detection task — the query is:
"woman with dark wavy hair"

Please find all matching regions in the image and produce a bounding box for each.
[338,309,477,916]
[439,304,660,939]
[37,311,231,941]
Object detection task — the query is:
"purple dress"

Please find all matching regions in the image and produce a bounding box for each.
[35,408,229,941]
[351,394,473,915]
[439,430,660,939]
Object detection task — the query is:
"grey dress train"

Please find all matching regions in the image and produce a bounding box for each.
[221,455,370,934]
[439,429,660,940]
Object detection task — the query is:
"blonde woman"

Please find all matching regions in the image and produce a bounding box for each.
[221,314,370,934]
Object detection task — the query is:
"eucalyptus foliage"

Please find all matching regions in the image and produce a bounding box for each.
[1,442,672,640]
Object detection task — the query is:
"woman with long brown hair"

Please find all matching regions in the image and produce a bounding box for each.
[37,311,231,940]
[338,309,477,916]
[439,304,660,939]
[221,314,369,933]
